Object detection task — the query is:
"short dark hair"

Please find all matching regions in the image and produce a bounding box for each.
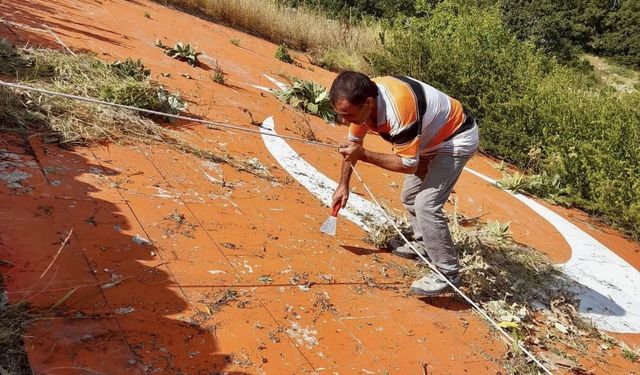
[329,71,378,106]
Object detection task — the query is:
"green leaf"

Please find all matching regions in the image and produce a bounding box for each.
[307,102,319,114]
[497,321,520,329]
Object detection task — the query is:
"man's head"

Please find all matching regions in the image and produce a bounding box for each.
[329,71,378,125]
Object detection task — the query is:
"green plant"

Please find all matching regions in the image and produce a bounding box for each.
[276,79,336,122]
[144,11,151,18]
[275,44,293,63]
[622,348,639,362]
[212,61,226,84]
[156,40,202,66]
[497,172,528,193]
[483,220,512,243]
[493,160,507,171]
[229,38,241,46]
[110,58,150,80]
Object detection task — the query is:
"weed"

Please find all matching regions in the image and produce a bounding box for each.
[239,106,261,126]
[148,0,379,73]
[483,220,511,244]
[276,79,336,123]
[156,40,202,67]
[229,351,253,368]
[144,11,151,19]
[497,172,528,193]
[274,44,293,64]
[110,58,150,80]
[622,348,639,362]
[163,210,197,238]
[229,38,240,46]
[292,114,318,142]
[493,160,507,171]
[312,292,336,322]
[212,61,226,84]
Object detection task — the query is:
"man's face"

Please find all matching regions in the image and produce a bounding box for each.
[333,97,374,125]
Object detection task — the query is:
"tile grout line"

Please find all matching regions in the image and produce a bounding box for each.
[26,139,145,374]
[73,231,146,375]
[139,144,319,373]
[87,145,188,373]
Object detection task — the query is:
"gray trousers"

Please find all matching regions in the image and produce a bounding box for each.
[400,154,471,277]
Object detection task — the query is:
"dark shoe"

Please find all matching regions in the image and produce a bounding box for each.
[409,272,461,296]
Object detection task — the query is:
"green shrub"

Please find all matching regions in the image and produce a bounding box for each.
[278,0,419,20]
[369,2,640,239]
[501,0,640,70]
[276,79,336,122]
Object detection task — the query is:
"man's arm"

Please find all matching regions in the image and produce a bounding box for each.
[361,149,417,174]
[332,140,362,208]
[332,160,353,209]
[338,142,417,174]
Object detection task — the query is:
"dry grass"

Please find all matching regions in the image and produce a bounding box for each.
[0,299,33,375]
[291,114,319,142]
[448,207,624,373]
[366,201,631,372]
[0,40,272,179]
[153,0,381,72]
[362,206,413,248]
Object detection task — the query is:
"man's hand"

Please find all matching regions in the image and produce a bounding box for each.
[332,184,349,209]
[337,142,365,163]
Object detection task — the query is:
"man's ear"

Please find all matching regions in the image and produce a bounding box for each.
[365,96,375,108]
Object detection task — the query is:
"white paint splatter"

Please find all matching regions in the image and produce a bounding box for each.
[132,235,152,245]
[208,270,227,275]
[286,322,319,349]
[243,260,254,274]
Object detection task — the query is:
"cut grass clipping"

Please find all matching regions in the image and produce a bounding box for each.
[0,296,32,375]
[367,204,633,373]
[276,78,336,123]
[274,44,293,64]
[0,39,270,179]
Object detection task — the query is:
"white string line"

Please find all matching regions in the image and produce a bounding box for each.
[349,166,553,375]
[0,79,553,374]
[0,80,337,150]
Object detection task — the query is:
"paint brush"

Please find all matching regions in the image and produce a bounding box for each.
[320,202,341,236]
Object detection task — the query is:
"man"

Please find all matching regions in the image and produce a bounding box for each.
[329,71,479,296]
